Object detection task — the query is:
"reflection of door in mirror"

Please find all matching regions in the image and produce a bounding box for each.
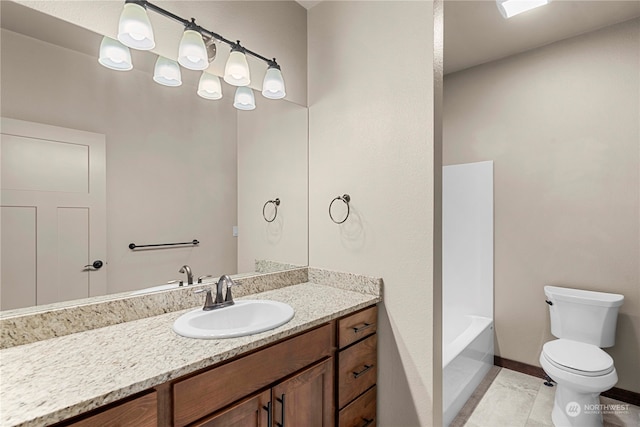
[0,118,107,310]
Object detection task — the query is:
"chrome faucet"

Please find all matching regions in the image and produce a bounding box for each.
[179,265,193,285]
[215,274,235,304]
[195,274,236,311]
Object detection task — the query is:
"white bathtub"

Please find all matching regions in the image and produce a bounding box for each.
[443,314,494,426]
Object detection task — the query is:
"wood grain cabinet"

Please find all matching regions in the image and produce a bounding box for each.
[190,390,270,427]
[55,304,379,427]
[58,391,157,427]
[192,358,334,427]
[336,306,378,427]
[172,323,334,427]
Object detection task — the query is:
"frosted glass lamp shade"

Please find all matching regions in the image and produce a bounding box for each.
[153,57,182,87]
[224,50,250,86]
[98,37,133,71]
[197,73,223,100]
[117,3,155,50]
[496,0,550,18]
[178,29,208,70]
[233,87,256,110]
[261,66,286,99]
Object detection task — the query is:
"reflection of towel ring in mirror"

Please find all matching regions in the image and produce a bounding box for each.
[263,198,280,222]
[329,194,351,224]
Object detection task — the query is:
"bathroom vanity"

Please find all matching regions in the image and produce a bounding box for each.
[0,269,381,427]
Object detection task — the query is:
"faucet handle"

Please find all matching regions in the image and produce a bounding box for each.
[168,279,184,286]
[197,274,214,284]
[194,288,216,310]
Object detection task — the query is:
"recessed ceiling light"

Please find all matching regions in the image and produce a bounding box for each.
[496,0,550,19]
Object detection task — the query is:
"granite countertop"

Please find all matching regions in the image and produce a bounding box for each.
[0,282,380,427]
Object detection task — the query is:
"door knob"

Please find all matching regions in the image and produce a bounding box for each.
[84,260,104,270]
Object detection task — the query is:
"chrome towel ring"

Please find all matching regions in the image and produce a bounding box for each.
[329,194,351,224]
[263,198,280,222]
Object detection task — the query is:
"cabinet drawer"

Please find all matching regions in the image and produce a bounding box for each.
[338,334,377,409]
[62,392,157,427]
[338,306,377,349]
[339,386,376,427]
[173,323,333,427]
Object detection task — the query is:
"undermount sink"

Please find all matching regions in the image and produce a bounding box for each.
[173,300,295,339]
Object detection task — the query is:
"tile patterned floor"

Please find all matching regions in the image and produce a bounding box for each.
[451,367,640,427]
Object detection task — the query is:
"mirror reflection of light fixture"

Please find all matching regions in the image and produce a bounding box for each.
[178,22,208,70]
[496,0,550,18]
[233,86,256,110]
[153,56,182,87]
[98,36,133,71]
[117,2,155,50]
[262,63,286,99]
[197,72,223,100]
[224,45,251,86]
[105,0,287,109]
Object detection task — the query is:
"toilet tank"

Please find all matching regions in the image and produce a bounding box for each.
[544,285,624,348]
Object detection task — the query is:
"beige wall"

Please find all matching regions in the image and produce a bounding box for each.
[309,2,442,425]
[1,28,238,294]
[237,98,308,272]
[13,0,308,106]
[443,18,640,392]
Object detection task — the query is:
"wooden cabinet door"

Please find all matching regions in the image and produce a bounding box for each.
[272,358,334,427]
[192,390,270,427]
[62,392,157,427]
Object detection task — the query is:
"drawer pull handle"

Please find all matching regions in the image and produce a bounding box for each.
[361,417,374,427]
[353,364,374,379]
[352,322,374,333]
[263,401,272,426]
[276,394,285,427]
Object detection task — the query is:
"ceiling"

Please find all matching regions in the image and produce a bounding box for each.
[296,0,640,75]
[444,0,640,74]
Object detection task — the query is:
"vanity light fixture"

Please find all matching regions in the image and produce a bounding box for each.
[117,1,155,50]
[198,72,223,100]
[103,0,287,110]
[153,56,182,87]
[98,36,133,71]
[233,87,256,111]
[496,0,550,18]
[178,21,209,71]
[262,63,286,99]
[224,45,251,86]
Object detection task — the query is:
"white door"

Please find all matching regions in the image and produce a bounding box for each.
[0,118,107,310]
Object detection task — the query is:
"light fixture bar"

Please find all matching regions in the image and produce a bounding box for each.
[124,0,280,67]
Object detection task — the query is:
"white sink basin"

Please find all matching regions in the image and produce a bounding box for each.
[173,300,295,339]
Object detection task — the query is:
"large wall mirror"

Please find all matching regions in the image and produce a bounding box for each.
[0,2,308,312]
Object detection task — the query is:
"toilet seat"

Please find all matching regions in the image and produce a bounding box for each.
[542,339,614,377]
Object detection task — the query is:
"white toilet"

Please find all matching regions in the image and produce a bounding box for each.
[540,285,624,427]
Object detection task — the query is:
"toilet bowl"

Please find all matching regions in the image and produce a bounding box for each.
[540,339,618,427]
[540,286,624,427]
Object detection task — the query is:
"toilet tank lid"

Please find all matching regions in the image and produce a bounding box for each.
[544,286,624,307]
